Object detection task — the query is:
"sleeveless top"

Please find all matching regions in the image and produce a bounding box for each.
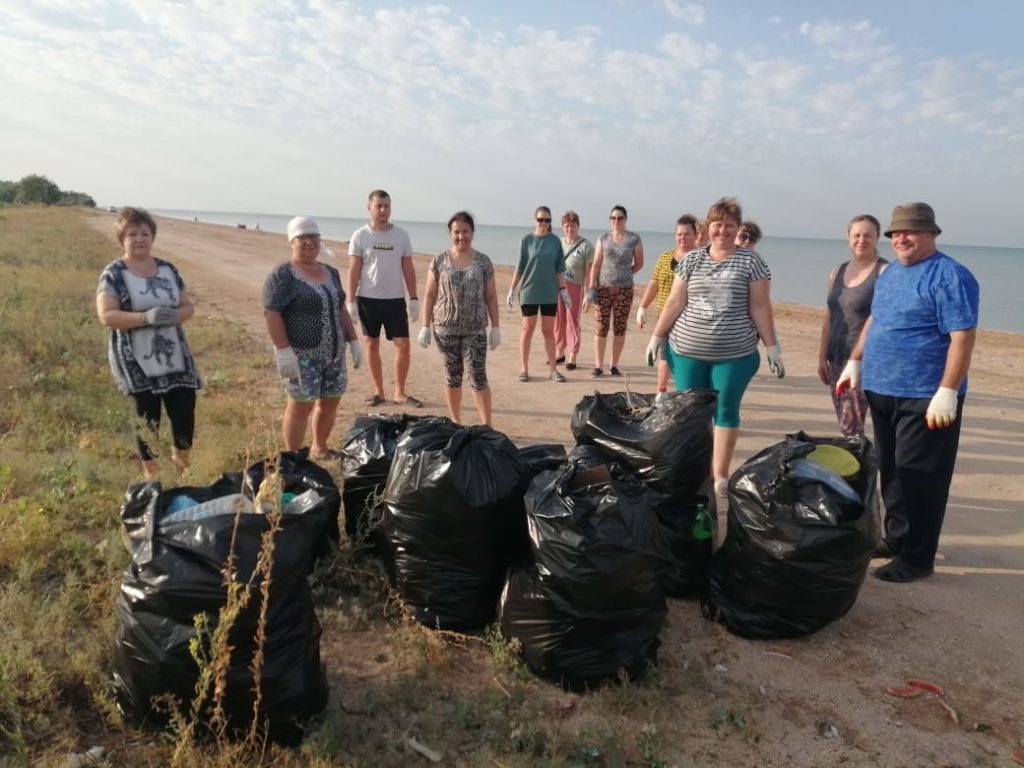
[826,259,887,365]
[597,231,641,287]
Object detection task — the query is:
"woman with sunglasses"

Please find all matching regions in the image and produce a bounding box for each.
[583,205,645,377]
[645,198,783,509]
[507,206,571,382]
[735,221,762,248]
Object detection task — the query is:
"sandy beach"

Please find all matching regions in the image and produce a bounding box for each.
[88,213,1024,765]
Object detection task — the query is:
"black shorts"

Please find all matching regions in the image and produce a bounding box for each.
[521,303,557,317]
[357,297,409,340]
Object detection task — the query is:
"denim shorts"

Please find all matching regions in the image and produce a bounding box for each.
[285,355,346,402]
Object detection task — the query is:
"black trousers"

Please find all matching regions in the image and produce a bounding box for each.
[866,391,964,570]
[129,387,197,461]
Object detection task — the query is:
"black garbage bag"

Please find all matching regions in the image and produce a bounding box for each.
[704,432,878,639]
[518,443,568,479]
[499,445,667,690]
[112,459,330,744]
[340,414,422,544]
[382,417,529,631]
[570,389,716,499]
[655,494,715,598]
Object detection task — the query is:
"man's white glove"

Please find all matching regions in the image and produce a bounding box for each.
[506,289,517,308]
[488,327,501,350]
[636,306,647,329]
[558,287,572,310]
[274,346,299,379]
[348,339,362,369]
[835,359,862,394]
[346,302,361,333]
[417,326,432,348]
[926,386,959,429]
[645,335,666,367]
[143,307,178,326]
[765,343,785,379]
[408,297,419,321]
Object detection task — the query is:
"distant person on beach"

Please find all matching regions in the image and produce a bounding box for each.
[417,211,501,425]
[636,214,700,397]
[583,205,644,377]
[347,189,421,408]
[735,221,761,249]
[818,215,888,436]
[553,211,594,371]
[263,217,362,460]
[837,202,978,583]
[507,206,570,383]
[695,218,709,249]
[646,197,784,508]
[96,207,201,480]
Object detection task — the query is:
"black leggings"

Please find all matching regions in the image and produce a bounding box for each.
[130,387,197,461]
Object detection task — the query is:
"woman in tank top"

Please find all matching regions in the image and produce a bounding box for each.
[817,214,889,436]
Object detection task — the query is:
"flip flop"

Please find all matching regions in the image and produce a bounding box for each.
[517,372,529,382]
[365,394,386,407]
[310,448,343,461]
[394,395,423,408]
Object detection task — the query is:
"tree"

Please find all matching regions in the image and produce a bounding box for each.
[15,174,62,205]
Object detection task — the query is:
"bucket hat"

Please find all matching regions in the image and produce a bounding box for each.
[884,202,941,238]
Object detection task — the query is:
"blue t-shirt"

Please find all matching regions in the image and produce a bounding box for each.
[863,251,979,398]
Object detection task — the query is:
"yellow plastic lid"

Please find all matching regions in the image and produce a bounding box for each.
[807,444,860,480]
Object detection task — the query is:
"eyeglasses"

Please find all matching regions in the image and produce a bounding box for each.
[296,234,321,241]
[536,218,551,223]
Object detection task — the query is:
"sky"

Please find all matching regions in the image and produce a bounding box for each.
[2,0,1022,246]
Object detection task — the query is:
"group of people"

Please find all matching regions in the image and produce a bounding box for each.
[96,197,978,585]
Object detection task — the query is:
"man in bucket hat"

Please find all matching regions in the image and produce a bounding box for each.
[836,202,979,583]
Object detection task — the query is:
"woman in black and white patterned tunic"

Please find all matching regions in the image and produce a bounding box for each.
[96,207,201,480]
[417,211,501,425]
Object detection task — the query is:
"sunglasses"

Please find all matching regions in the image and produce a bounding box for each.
[609,215,625,221]
[536,217,551,223]
[737,232,754,242]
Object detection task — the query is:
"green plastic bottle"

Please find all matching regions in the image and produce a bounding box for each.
[692,503,713,540]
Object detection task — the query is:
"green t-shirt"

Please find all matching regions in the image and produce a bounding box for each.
[562,237,594,286]
[517,233,565,305]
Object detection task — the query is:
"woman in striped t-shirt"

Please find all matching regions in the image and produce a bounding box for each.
[645,197,784,504]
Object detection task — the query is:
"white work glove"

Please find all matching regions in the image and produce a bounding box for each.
[835,359,862,394]
[143,307,178,326]
[488,327,501,350]
[926,386,959,429]
[636,306,647,329]
[645,335,666,367]
[417,326,432,348]
[408,297,419,321]
[346,302,361,334]
[274,346,299,379]
[765,343,785,379]
[348,339,362,369]
[506,289,517,308]
[558,287,572,310]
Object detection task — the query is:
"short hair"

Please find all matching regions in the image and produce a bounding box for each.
[706,197,742,227]
[114,207,157,244]
[739,220,762,244]
[611,205,628,219]
[561,210,580,225]
[448,210,475,232]
[848,214,881,237]
[676,214,698,233]
[368,189,390,201]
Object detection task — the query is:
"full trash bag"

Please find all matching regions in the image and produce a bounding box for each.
[571,390,717,596]
[704,432,878,639]
[112,455,332,744]
[340,414,422,545]
[499,445,667,690]
[382,417,529,631]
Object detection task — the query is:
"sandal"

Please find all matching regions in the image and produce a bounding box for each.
[310,448,343,461]
[590,368,603,377]
[393,395,423,409]
[364,394,386,407]
[566,362,577,371]
[550,370,566,383]
[555,355,566,364]
[517,372,529,382]
[610,366,622,376]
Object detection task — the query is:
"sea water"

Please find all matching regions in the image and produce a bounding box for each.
[152,208,1022,334]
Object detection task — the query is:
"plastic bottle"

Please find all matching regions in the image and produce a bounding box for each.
[655,386,668,403]
[691,503,714,540]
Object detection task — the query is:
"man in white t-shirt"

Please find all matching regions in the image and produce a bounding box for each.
[347,189,421,407]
